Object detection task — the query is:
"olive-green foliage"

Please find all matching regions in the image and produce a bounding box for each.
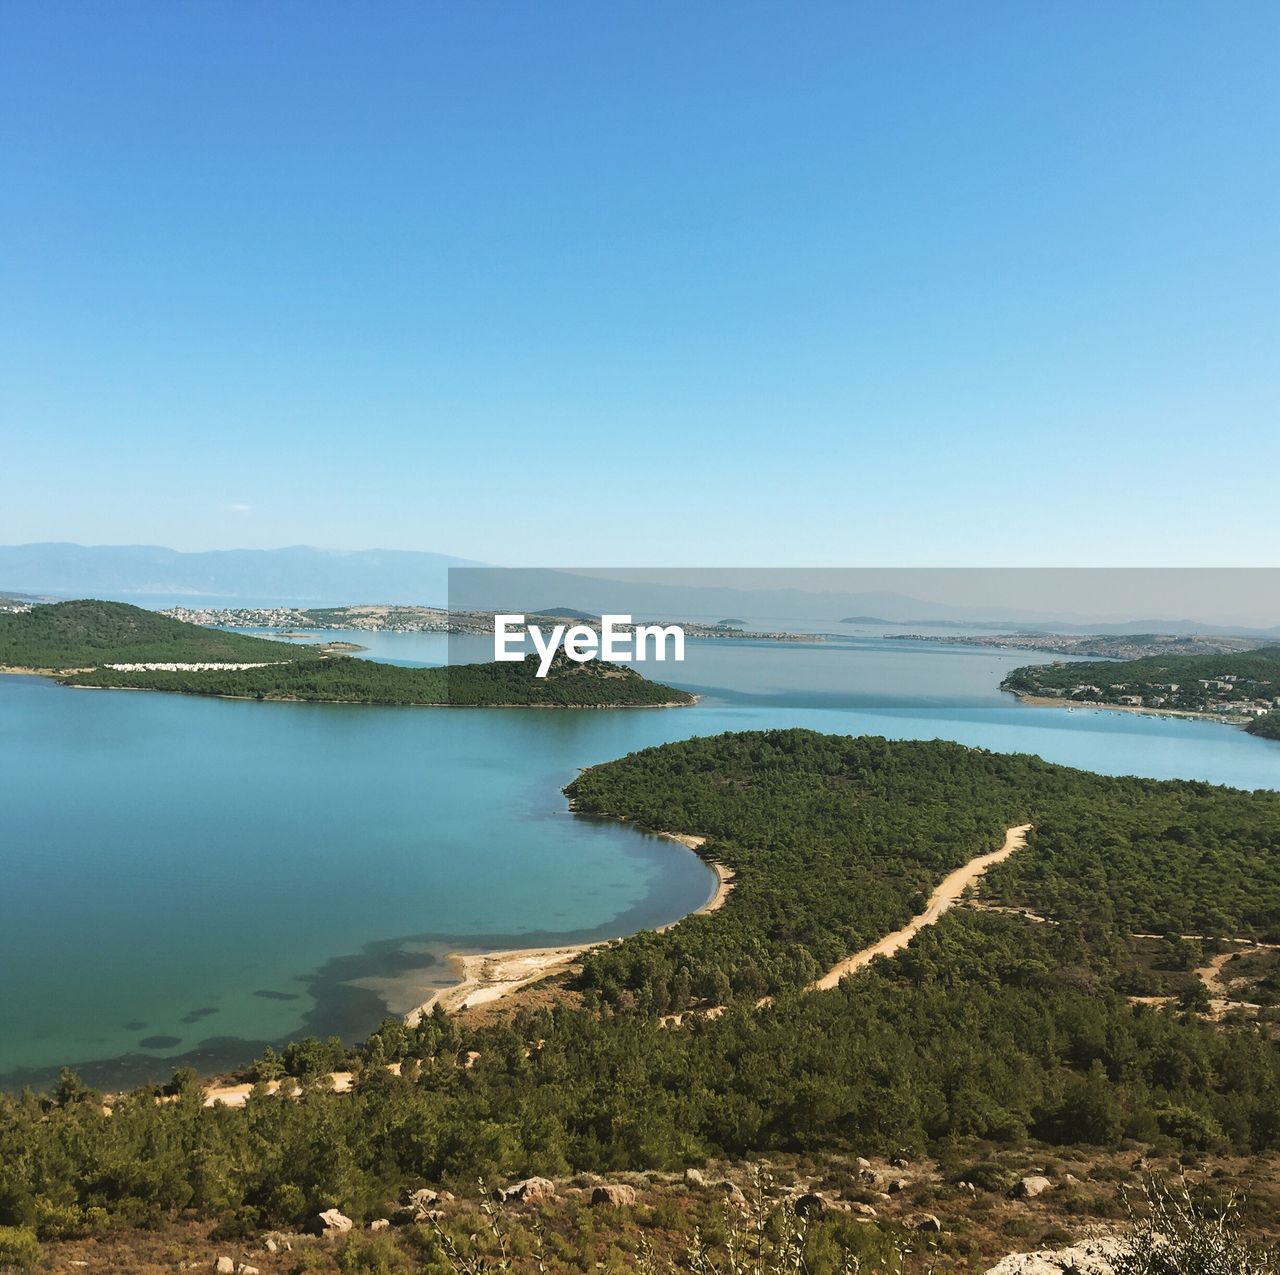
[1114,1177,1280,1274]
[0,599,298,668]
[0,1225,40,1271]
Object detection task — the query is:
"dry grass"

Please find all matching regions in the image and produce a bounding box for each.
[33,1148,1280,1274]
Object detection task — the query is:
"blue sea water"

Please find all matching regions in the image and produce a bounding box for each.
[1,633,1276,1088]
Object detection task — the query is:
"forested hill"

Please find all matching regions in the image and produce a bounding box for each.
[0,599,300,668]
[61,651,695,707]
[1002,644,1280,716]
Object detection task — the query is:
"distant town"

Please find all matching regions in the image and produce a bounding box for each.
[160,604,823,643]
[1002,645,1280,725]
[888,631,1279,659]
[1044,672,1280,718]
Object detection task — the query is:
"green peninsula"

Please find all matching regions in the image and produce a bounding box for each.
[0,599,694,707]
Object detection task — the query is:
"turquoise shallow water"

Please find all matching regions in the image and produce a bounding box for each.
[2,633,1277,1089]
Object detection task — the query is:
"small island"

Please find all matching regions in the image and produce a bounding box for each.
[0,600,696,708]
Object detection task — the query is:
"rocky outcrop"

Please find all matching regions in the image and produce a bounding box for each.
[984,1238,1127,1274]
[792,1191,832,1218]
[314,1208,354,1235]
[1013,1175,1052,1199]
[591,1184,638,1208]
[683,1167,707,1188]
[392,1187,439,1223]
[214,1260,235,1275]
[905,1213,942,1232]
[500,1176,556,1204]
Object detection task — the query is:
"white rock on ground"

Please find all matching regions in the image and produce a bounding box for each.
[316,1208,354,1234]
[984,1237,1129,1274]
[499,1176,556,1203]
[591,1184,638,1207]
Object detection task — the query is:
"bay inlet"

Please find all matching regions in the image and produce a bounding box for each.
[2,631,1276,1089]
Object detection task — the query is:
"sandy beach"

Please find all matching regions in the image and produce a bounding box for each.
[656,834,735,928]
[1012,692,1246,726]
[0,665,94,676]
[404,945,596,1021]
[404,832,731,1023]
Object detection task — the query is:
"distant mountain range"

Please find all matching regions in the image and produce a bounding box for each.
[0,543,481,607]
[2,545,1278,637]
[450,568,1280,638]
[841,615,1280,637]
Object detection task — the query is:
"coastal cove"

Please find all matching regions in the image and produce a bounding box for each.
[2,631,1278,1090]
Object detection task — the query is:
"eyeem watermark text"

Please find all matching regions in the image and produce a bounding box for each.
[494,615,685,677]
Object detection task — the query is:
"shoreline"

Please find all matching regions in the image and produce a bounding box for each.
[0,665,94,676]
[1009,689,1248,726]
[403,832,732,1023]
[64,683,699,709]
[2,667,697,710]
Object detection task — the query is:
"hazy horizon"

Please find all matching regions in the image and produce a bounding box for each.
[5,544,1279,630]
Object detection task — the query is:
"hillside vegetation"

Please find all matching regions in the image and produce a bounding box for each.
[5,730,1280,1265]
[0,599,299,667]
[1249,709,1280,740]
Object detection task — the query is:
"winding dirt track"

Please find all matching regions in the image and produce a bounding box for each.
[810,823,1033,990]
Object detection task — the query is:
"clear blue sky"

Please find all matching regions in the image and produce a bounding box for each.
[2,2,1276,566]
